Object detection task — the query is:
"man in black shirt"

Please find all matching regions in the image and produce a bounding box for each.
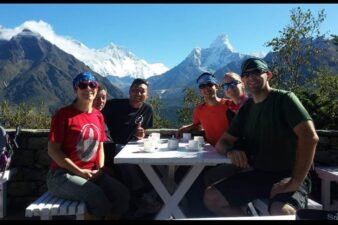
[102,78,153,186]
[103,78,153,146]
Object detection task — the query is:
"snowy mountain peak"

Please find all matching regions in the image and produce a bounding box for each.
[0,20,169,79]
[209,33,234,52]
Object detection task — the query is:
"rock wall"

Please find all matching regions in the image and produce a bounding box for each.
[5,129,338,210]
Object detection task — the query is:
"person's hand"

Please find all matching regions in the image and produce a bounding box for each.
[89,169,103,181]
[134,122,145,140]
[226,150,249,169]
[270,177,300,198]
[77,168,96,180]
[175,128,183,139]
[78,168,103,181]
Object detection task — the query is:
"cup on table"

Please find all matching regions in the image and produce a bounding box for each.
[182,133,191,142]
[168,138,179,150]
[143,139,155,152]
[194,136,205,146]
[149,132,161,148]
[187,140,199,151]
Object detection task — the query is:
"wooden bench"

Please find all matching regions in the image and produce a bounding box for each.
[25,192,87,220]
[248,198,323,216]
[0,169,17,219]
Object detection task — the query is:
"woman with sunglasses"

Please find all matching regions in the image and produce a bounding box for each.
[203,72,249,192]
[222,72,248,121]
[46,72,129,220]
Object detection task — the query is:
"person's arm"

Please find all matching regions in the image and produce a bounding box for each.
[215,131,249,168]
[175,123,199,139]
[270,120,319,197]
[48,141,95,180]
[97,142,104,169]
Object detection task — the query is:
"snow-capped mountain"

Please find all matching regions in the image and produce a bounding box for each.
[0,20,168,79]
[148,33,248,90]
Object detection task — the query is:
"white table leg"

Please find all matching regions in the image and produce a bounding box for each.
[156,165,204,219]
[321,178,331,210]
[139,164,184,220]
[139,164,204,220]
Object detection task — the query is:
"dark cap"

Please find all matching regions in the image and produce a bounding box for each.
[72,71,97,89]
[196,72,218,87]
[241,57,269,75]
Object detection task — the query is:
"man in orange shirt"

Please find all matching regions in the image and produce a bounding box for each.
[176,72,230,146]
[175,72,232,217]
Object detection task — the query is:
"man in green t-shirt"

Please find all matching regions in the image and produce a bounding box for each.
[203,57,319,216]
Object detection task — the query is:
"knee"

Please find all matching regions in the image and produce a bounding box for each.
[270,201,296,215]
[204,186,228,210]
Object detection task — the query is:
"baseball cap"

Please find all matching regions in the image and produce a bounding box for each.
[72,71,97,89]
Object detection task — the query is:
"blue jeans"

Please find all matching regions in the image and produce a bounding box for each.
[46,169,130,218]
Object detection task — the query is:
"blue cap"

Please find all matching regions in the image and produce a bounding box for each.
[196,72,218,87]
[72,71,97,89]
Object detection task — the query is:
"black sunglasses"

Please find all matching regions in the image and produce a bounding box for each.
[241,69,266,78]
[222,80,241,91]
[199,83,214,89]
[77,81,98,90]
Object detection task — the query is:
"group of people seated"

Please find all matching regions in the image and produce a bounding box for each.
[46,57,319,220]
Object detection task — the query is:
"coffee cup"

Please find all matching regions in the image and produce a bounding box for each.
[168,138,179,150]
[194,136,205,145]
[188,140,199,151]
[144,139,155,152]
[150,132,161,141]
[182,133,191,142]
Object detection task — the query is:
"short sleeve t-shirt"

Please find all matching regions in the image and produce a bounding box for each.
[193,98,230,146]
[228,89,312,172]
[102,99,153,145]
[49,105,106,170]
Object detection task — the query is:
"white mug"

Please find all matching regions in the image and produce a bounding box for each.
[182,133,191,142]
[150,132,161,141]
[144,139,155,152]
[194,136,205,145]
[188,140,199,150]
[168,138,179,150]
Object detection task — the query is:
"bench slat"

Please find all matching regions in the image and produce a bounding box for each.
[59,200,72,215]
[25,192,51,217]
[51,198,65,216]
[33,194,54,216]
[41,196,60,216]
[26,192,87,220]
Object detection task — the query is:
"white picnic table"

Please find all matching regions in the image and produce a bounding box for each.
[114,139,231,220]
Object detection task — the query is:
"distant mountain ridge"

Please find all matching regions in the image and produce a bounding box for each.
[0,29,123,113]
[0,20,168,79]
[147,34,250,104]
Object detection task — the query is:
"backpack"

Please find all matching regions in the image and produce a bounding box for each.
[0,126,20,178]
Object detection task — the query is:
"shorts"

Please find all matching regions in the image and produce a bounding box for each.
[214,169,310,211]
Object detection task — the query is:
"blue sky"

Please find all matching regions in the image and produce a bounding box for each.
[0,3,337,68]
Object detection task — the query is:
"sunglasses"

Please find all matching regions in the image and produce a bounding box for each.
[77,81,98,90]
[222,80,241,91]
[199,83,214,89]
[241,69,266,78]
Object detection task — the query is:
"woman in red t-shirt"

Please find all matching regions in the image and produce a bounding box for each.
[46,72,129,219]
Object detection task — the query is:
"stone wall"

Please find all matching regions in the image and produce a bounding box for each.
[5,129,338,210]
